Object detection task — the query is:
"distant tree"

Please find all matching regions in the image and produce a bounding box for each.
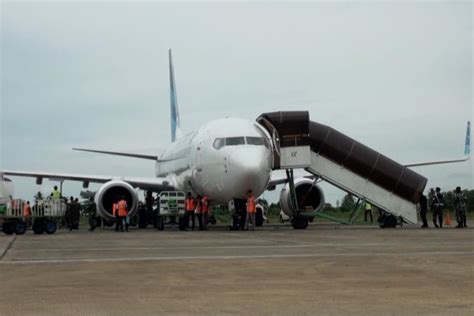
[340,194,355,212]
[336,199,340,208]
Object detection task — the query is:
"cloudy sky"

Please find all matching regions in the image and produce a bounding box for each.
[1,1,472,204]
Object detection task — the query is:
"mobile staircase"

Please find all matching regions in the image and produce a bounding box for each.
[257,111,427,228]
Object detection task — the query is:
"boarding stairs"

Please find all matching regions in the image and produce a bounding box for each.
[257,112,427,224]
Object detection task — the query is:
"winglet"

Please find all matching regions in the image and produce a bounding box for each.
[169,49,182,142]
[464,121,471,157]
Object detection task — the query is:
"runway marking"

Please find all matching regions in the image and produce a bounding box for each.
[1,250,472,265]
[0,235,17,261]
[8,241,474,253]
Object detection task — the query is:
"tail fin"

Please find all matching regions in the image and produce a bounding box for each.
[464,121,471,157]
[169,49,182,142]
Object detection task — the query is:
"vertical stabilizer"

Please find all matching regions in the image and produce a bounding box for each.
[465,121,471,157]
[169,49,182,142]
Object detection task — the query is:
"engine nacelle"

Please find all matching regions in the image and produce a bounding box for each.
[94,180,139,221]
[279,178,325,217]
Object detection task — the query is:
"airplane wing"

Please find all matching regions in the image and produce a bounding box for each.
[1,170,175,192]
[404,121,471,168]
[72,148,159,161]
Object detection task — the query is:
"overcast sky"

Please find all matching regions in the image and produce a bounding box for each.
[1,1,472,204]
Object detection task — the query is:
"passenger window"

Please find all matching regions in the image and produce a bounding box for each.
[246,137,265,146]
[226,137,245,146]
[213,138,225,150]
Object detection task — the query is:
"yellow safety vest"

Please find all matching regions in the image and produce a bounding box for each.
[52,189,61,199]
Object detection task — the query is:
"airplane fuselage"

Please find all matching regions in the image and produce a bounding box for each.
[155,117,273,202]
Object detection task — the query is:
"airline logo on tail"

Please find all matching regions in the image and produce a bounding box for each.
[169,49,182,142]
[465,121,471,156]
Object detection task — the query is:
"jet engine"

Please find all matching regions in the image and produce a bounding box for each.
[279,178,325,217]
[94,180,139,221]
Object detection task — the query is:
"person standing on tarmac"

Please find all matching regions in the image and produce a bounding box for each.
[454,186,468,228]
[87,197,97,232]
[23,201,31,228]
[185,193,196,230]
[117,196,129,232]
[195,196,204,230]
[113,199,122,232]
[364,201,373,223]
[70,198,81,231]
[431,187,445,228]
[201,195,210,230]
[245,190,256,231]
[65,196,74,230]
[418,193,429,228]
[51,186,61,200]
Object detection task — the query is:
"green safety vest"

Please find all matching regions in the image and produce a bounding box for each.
[52,189,61,199]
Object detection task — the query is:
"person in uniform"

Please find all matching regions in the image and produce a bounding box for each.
[23,201,31,228]
[65,196,74,230]
[418,193,428,228]
[51,186,61,200]
[201,195,210,230]
[431,187,445,228]
[364,201,373,223]
[195,196,204,230]
[454,186,467,228]
[70,198,81,231]
[184,192,196,230]
[87,197,97,232]
[116,196,128,232]
[245,190,256,231]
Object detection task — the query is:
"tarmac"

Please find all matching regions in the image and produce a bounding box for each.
[0,223,472,315]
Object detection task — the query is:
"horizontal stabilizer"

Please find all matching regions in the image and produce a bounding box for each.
[73,148,158,161]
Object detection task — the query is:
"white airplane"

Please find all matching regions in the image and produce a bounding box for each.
[2,50,471,228]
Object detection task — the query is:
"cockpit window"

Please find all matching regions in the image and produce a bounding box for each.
[226,137,245,146]
[246,137,269,148]
[246,137,264,145]
[213,138,225,150]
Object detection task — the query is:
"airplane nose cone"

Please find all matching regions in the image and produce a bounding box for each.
[228,149,271,197]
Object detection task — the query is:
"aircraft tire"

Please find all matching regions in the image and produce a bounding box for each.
[256,209,264,227]
[379,214,397,228]
[32,219,45,234]
[291,216,308,230]
[2,221,15,235]
[178,216,186,231]
[15,220,27,235]
[158,217,165,231]
[45,220,57,234]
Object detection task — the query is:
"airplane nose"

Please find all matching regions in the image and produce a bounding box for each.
[228,148,271,197]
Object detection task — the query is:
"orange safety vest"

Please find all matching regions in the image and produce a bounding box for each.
[23,203,31,217]
[202,196,209,213]
[117,200,128,217]
[112,203,118,217]
[185,198,195,212]
[247,196,256,214]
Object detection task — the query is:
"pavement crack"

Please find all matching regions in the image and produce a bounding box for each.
[0,235,17,261]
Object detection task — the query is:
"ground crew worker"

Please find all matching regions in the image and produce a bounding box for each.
[245,190,256,231]
[418,193,428,228]
[454,186,467,228]
[185,192,196,230]
[87,197,97,232]
[51,186,61,200]
[195,196,204,230]
[202,195,210,230]
[69,198,81,231]
[431,187,445,228]
[23,201,31,227]
[65,196,74,230]
[364,201,373,223]
[113,200,121,231]
[116,197,128,232]
[145,191,154,227]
